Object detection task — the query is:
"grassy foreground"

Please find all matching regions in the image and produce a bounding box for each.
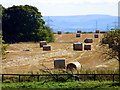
[2,81,120,89]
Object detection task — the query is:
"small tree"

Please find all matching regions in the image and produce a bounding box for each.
[101,29,120,85]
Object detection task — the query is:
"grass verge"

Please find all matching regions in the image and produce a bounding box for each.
[2,81,120,89]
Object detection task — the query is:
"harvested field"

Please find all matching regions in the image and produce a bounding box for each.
[1,33,118,74]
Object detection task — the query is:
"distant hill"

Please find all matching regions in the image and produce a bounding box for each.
[42,14,117,33]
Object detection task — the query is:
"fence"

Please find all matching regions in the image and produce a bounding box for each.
[0,74,119,82]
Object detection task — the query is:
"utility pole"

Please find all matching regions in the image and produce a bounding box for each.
[96,20,98,30]
[45,16,53,27]
[113,19,119,30]
[113,22,117,30]
[106,24,109,31]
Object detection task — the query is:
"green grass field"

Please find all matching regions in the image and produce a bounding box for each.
[2,81,120,89]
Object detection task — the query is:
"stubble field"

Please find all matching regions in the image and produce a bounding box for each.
[1,33,118,74]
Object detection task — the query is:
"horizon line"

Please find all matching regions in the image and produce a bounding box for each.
[43,14,118,17]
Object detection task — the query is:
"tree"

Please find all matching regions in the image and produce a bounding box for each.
[2,5,54,43]
[0,5,7,58]
[101,29,120,85]
[44,26,55,42]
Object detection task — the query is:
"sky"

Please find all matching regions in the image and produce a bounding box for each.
[1,0,120,16]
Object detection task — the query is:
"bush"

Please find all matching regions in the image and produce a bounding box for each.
[65,32,73,34]
[3,80,11,83]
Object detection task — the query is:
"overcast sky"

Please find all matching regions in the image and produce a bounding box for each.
[1,0,119,16]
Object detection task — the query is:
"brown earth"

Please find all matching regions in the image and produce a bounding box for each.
[1,33,118,74]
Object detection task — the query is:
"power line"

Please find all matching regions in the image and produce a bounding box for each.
[95,20,98,30]
[45,16,54,27]
[106,24,109,31]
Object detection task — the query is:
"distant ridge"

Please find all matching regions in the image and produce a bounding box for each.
[42,14,117,33]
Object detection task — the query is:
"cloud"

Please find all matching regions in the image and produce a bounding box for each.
[2,0,119,8]
[1,0,119,5]
[1,0,118,16]
[35,0,119,4]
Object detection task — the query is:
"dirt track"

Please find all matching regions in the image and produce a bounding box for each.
[1,33,118,74]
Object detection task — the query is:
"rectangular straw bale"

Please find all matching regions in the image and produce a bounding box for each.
[84,45,91,50]
[73,43,83,51]
[94,34,99,38]
[43,45,51,51]
[54,59,65,69]
[96,30,100,33]
[76,33,80,37]
[40,41,47,47]
[77,30,82,33]
[84,38,93,43]
[58,31,62,34]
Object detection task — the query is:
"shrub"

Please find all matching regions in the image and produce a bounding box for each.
[3,80,11,83]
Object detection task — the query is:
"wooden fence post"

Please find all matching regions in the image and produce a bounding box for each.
[19,75,21,82]
[2,74,4,83]
[113,74,114,82]
[94,74,96,81]
[37,75,40,82]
